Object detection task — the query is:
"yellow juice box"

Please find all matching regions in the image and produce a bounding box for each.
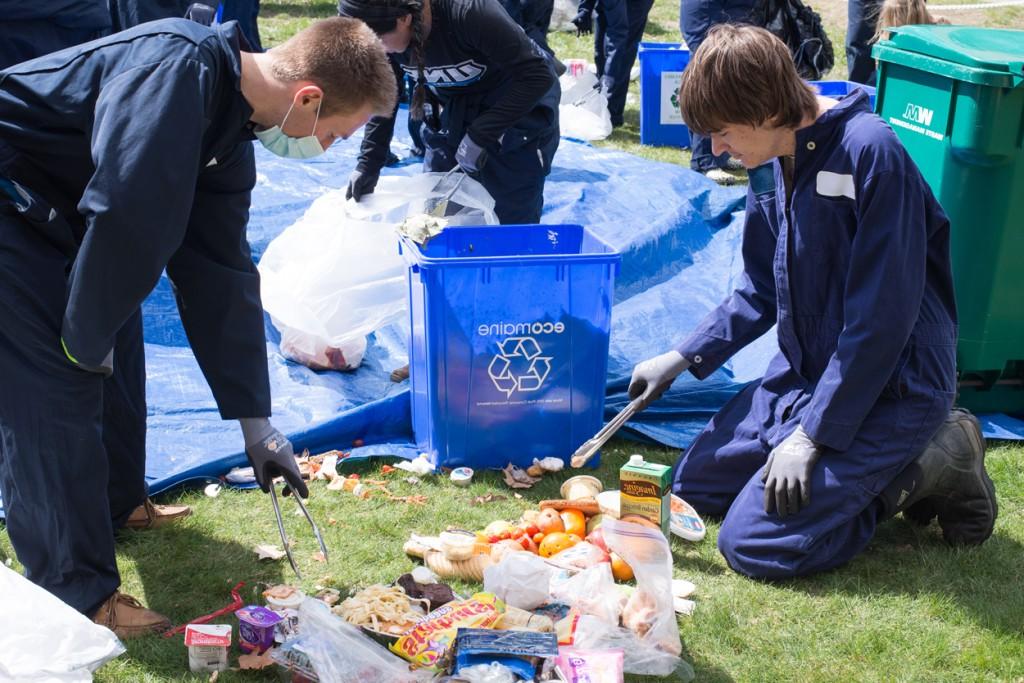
[619,454,671,536]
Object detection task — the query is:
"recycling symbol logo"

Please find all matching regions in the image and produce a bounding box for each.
[487,336,552,398]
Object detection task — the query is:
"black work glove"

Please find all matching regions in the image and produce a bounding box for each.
[455,133,488,175]
[627,350,691,411]
[762,425,821,518]
[239,418,309,498]
[346,168,379,201]
[572,9,593,37]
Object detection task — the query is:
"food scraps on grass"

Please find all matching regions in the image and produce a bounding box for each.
[470,493,507,506]
[335,584,426,635]
[237,649,276,670]
[502,463,540,489]
[253,544,287,561]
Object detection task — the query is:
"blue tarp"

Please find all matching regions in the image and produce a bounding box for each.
[6,108,1021,514]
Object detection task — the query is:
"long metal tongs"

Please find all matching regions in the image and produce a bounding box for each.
[570,397,643,468]
[268,482,328,579]
[425,167,468,217]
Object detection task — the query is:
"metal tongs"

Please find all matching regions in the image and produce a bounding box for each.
[570,397,642,468]
[268,481,328,579]
[425,167,468,217]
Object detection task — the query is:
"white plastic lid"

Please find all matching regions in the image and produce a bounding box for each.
[628,454,645,466]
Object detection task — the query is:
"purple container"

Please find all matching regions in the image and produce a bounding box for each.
[236,605,283,653]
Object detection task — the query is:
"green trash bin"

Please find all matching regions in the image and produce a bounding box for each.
[873,26,1024,414]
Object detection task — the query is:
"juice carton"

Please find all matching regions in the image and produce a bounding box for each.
[619,454,671,536]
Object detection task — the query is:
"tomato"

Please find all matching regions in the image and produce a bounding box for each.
[538,532,582,558]
[523,524,540,538]
[536,508,565,534]
[559,509,587,538]
[518,535,539,553]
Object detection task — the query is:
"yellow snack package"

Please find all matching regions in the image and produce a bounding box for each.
[390,592,505,670]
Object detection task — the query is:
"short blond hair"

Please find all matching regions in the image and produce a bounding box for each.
[679,24,819,134]
[270,17,396,117]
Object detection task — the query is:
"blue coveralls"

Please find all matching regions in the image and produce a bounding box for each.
[0,1,111,70]
[0,19,269,615]
[590,0,654,127]
[672,91,957,578]
[108,0,196,32]
[678,0,756,171]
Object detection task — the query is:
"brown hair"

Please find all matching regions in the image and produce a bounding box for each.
[678,24,819,135]
[872,0,943,44]
[269,17,397,117]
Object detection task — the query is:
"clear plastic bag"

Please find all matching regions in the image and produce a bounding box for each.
[548,562,624,625]
[258,173,497,370]
[576,518,691,678]
[483,551,554,610]
[559,70,613,142]
[279,598,429,683]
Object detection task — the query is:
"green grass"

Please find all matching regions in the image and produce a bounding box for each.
[2,440,1022,681]
[3,3,1023,681]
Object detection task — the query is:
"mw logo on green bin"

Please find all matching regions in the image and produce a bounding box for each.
[889,101,943,141]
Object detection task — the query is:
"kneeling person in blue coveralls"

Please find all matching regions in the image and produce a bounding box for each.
[628,25,997,579]
[0,17,395,636]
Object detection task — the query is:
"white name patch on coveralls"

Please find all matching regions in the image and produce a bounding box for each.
[816,171,856,200]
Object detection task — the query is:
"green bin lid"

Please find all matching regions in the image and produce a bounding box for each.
[875,26,1024,85]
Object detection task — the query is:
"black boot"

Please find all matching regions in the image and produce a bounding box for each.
[879,408,997,546]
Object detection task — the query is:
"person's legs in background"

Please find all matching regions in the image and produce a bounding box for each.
[847,0,883,84]
[603,0,655,126]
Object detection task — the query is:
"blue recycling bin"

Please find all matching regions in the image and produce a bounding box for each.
[400,224,621,469]
[639,42,692,148]
[809,80,877,110]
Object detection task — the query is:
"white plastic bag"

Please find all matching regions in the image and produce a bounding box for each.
[0,564,125,682]
[483,551,554,610]
[258,173,497,370]
[559,70,613,142]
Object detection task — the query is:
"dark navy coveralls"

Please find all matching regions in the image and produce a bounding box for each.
[358,0,560,224]
[672,91,957,578]
[0,0,111,70]
[0,20,269,614]
[577,0,654,127]
[678,0,756,171]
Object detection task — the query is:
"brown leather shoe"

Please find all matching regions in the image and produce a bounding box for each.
[92,592,172,639]
[124,498,192,530]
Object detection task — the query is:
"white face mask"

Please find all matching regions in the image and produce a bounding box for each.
[254,97,325,159]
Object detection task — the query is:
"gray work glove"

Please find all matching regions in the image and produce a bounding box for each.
[762,425,822,518]
[346,168,379,201]
[239,418,309,498]
[571,9,593,36]
[455,132,488,175]
[628,350,691,411]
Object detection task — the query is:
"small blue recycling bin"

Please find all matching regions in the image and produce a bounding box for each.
[809,80,878,110]
[639,42,692,148]
[400,224,621,470]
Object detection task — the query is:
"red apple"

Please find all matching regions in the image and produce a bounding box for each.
[586,527,608,553]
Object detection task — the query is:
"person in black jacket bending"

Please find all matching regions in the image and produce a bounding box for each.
[339,0,560,224]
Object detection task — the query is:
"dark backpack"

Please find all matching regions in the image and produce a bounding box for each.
[752,0,835,80]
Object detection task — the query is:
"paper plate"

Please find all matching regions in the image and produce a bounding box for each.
[669,494,706,542]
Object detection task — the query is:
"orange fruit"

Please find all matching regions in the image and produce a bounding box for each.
[536,508,565,535]
[609,552,634,582]
[538,532,582,558]
[559,509,587,538]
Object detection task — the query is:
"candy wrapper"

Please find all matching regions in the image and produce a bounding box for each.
[390,593,505,670]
